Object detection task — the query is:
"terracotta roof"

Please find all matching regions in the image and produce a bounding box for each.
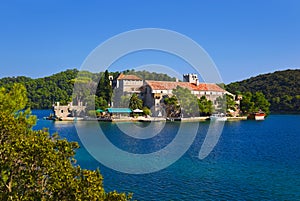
[145,80,225,92]
[117,73,142,80]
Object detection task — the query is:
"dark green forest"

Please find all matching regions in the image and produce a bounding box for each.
[226,69,300,113]
[0,69,176,109]
[0,69,79,109]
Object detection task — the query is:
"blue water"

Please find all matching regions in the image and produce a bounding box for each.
[33,110,300,200]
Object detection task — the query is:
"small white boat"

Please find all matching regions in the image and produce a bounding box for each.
[210,113,227,121]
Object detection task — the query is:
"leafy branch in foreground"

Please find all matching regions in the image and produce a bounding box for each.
[0,84,132,201]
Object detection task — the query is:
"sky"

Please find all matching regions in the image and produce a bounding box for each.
[0,0,299,83]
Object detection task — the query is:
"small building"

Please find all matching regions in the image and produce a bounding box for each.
[113,73,144,107]
[53,102,86,120]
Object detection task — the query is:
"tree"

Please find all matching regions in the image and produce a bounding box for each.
[142,106,151,116]
[198,96,214,116]
[123,69,176,81]
[0,69,79,109]
[72,76,97,106]
[226,69,300,113]
[96,70,113,106]
[240,92,255,114]
[164,96,180,117]
[95,96,108,110]
[240,91,270,115]
[226,94,236,112]
[252,92,270,114]
[129,94,143,110]
[215,94,236,114]
[119,95,131,108]
[0,84,132,200]
[103,70,113,106]
[172,86,199,117]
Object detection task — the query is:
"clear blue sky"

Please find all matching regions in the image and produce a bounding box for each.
[0,0,299,83]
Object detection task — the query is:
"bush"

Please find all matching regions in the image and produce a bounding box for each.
[0,84,132,201]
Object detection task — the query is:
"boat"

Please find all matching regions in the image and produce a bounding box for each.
[210,113,227,121]
[166,117,181,121]
[248,111,266,120]
[43,113,56,120]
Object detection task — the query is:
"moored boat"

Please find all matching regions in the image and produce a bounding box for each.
[210,113,227,121]
[248,111,266,120]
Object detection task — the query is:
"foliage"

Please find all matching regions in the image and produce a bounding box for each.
[164,96,180,117]
[198,96,214,116]
[123,69,176,81]
[215,94,236,113]
[142,106,151,116]
[95,96,108,110]
[172,86,199,117]
[0,69,79,109]
[240,91,270,115]
[87,110,97,117]
[164,88,215,117]
[0,84,132,201]
[129,94,143,110]
[96,70,113,106]
[73,76,97,106]
[119,95,131,108]
[226,94,237,111]
[226,69,300,113]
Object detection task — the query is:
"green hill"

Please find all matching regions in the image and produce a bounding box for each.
[226,69,300,113]
[0,69,79,109]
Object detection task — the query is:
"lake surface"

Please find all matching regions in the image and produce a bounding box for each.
[33,110,300,200]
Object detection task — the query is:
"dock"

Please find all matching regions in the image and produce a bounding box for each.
[227,116,247,121]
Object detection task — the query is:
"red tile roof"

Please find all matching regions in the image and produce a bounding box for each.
[145,81,225,92]
[117,73,142,80]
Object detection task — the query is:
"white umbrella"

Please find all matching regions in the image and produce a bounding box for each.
[133,109,143,113]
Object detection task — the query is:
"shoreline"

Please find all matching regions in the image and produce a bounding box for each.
[51,116,248,122]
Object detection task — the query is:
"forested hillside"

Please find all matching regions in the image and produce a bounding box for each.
[226,69,300,113]
[0,69,79,109]
[0,69,176,109]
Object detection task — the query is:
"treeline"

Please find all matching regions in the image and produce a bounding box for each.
[226,69,300,113]
[0,69,78,109]
[0,69,176,109]
[123,69,176,81]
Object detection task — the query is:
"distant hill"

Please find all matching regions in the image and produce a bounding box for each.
[0,69,176,109]
[0,69,79,109]
[226,69,300,113]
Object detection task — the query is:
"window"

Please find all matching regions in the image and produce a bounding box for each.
[61,110,64,113]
